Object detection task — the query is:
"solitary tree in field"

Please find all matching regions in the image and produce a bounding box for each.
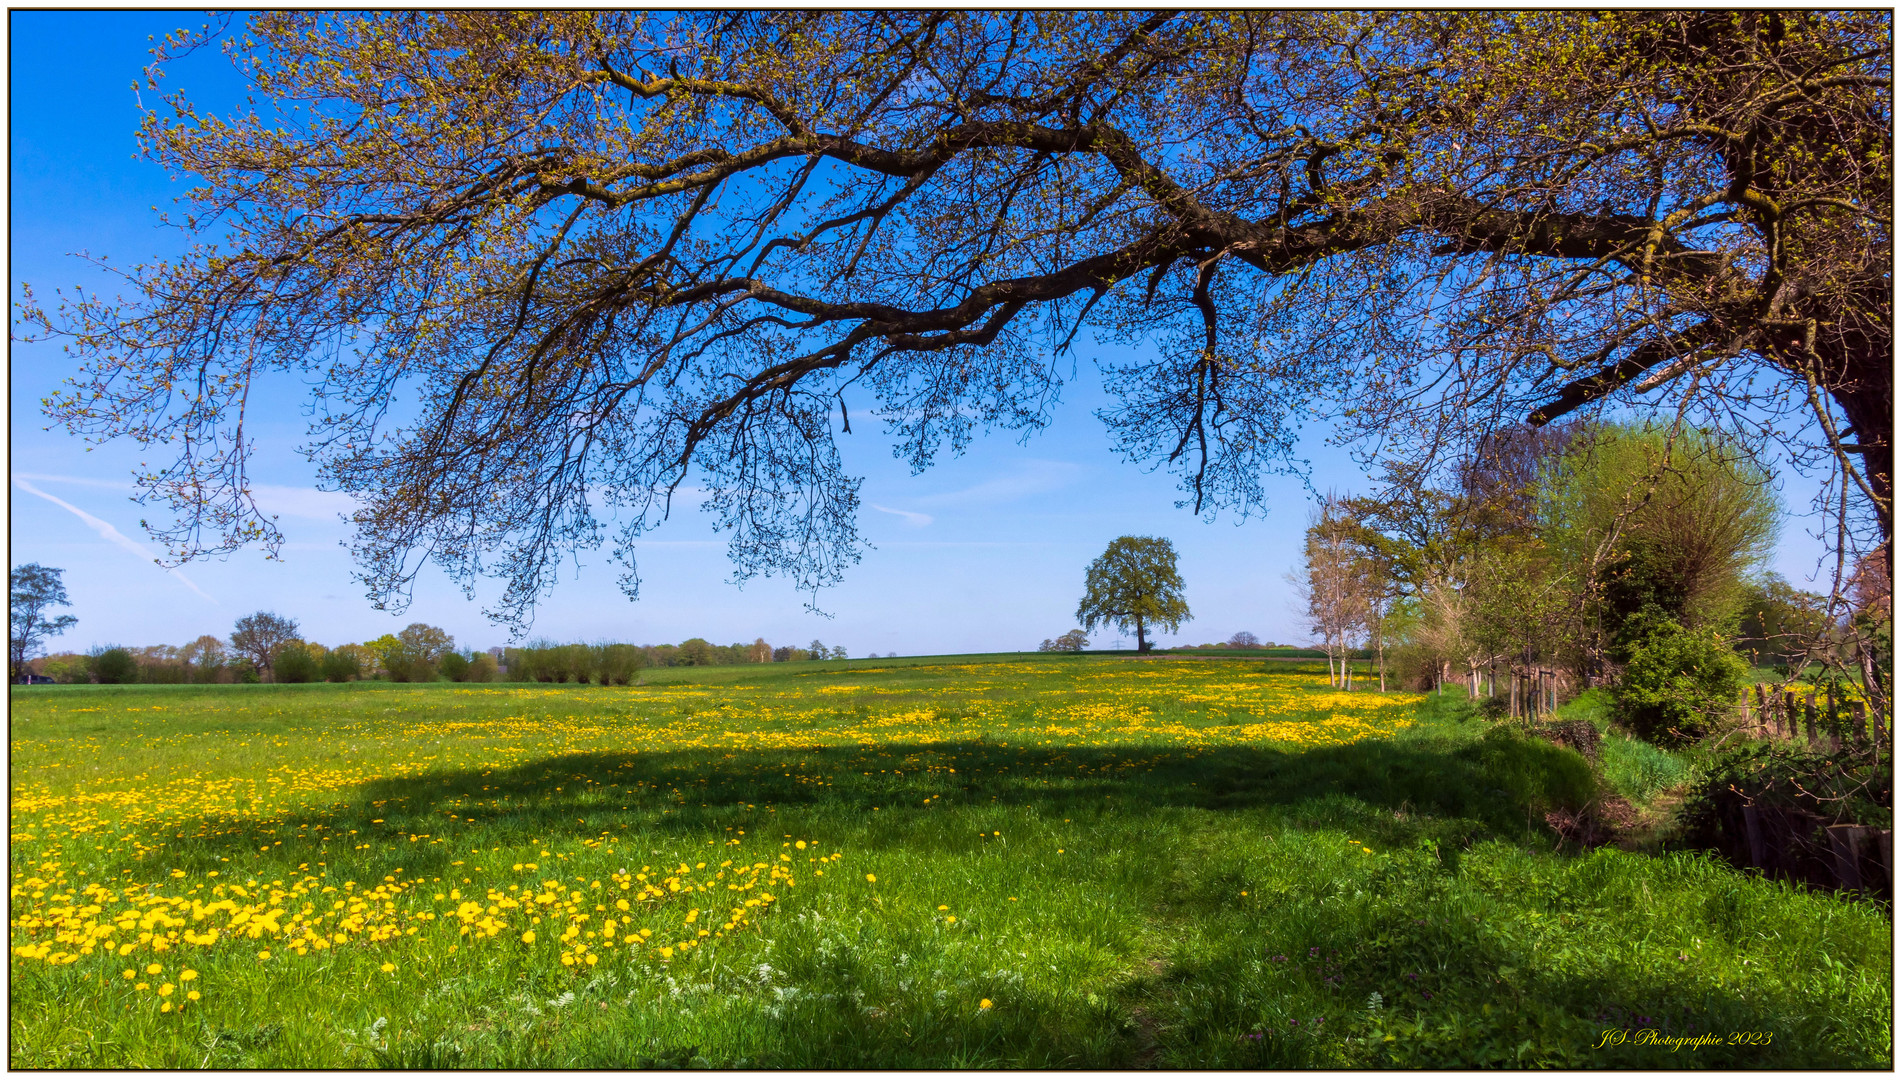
[229,611,299,683]
[1078,536,1191,653]
[21,12,1888,630]
[10,564,78,682]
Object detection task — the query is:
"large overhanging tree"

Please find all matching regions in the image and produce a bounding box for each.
[21,10,1890,629]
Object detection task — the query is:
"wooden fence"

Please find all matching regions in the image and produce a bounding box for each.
[1739,683,1887,754]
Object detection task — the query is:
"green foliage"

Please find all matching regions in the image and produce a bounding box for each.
[1077,536,1191,652]
[676,638,715,667]
[1734,574,1829,671]
[320,648,362,683]
[87,646,136,685]
[1682,742,1893,836]
[1615,617,1749,744]
[596,643,645,685]
[372,623,454,682]
[437,651,470,682]
[466,651,498,682]
[273,643,319,684]
[1541,425,1779,647]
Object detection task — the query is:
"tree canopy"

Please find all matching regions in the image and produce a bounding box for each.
[229,610,299,681]
[10,564,78,682]
[21,11,1890,627]
[1077,535,1190,652]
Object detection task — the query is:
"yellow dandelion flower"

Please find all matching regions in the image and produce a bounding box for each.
[146,963,163,975]
[866,874,876,883]
[522,930,536,943]
[257,950,271,960]
[980,999,992,1010]
[158,984,174,997]
[381,962,396,973]
[187,990,201,1001]
[179,969,197,981]
[160,1002,174,1013]
[122,969,136,980]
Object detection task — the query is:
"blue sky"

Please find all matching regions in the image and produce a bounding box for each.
[8,12,1836,659]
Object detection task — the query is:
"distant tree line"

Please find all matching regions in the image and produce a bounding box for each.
[23,606,866,685]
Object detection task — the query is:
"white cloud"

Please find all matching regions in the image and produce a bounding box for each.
[869,503,933,527]
[12,476,217,604]
[914,459,1084,507]
[10,472,133,491]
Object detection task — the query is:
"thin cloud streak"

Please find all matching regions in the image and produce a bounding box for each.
[913,459,1084,507]
[869,503,934,527]
[12,476,217,604]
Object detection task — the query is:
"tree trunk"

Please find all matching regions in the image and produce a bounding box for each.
[1135,618,1149,653]
[1823,321,1892,581]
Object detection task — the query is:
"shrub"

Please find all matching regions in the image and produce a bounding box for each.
[89,646,137,685]
[321,648,362,683]
[676,638,714,666]
[274,642,319,683]
[1615,617,1749,744]
[597,643,645,685]
[438,651,470,682]
[467,651,498,682]
[39,654,87,684]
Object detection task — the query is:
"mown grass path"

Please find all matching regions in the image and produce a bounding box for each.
[9,656,1891,1067]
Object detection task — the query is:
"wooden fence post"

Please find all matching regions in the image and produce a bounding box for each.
[1804,691,1819,749]
[1741,804,1766,869]
[1826,825,1867,892]
[1754,683,1767,737]
[1853,701,1870,750]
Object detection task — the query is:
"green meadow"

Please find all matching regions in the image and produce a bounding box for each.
[8,655,1891,1068]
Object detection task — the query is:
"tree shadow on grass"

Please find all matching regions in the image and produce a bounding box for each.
[160,727,1595,893]
[129,731,1892,1069]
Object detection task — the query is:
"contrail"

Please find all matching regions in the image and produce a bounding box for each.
[12,476,217,604]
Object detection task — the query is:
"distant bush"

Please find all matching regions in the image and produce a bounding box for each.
[597,643,645,685]
[274,642,320,683]
[89,646,137,685]
[438,651,470,682]
[676,638,715,666]
[321,647,363,683]
[467,651,498,682]
[39,653,87,684]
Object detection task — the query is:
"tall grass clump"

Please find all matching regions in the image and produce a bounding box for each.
[1600,732,1692,803]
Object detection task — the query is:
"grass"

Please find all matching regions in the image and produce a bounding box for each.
[9,656,1891,1068]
